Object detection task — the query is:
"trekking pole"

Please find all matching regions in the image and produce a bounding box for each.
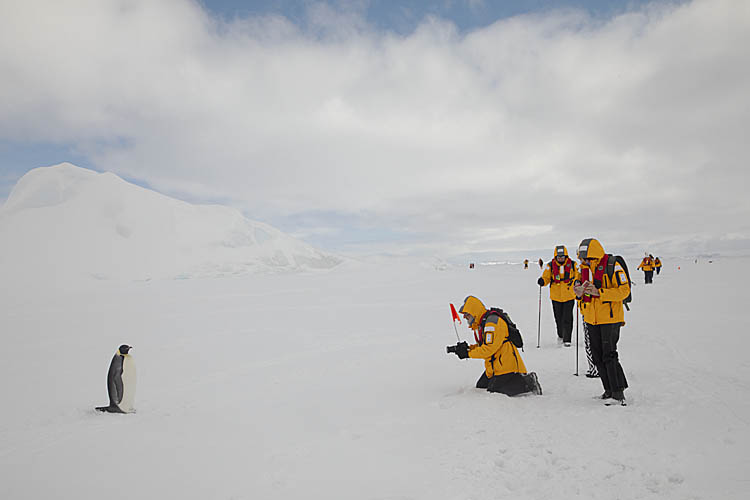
[536,285,542,348]
[574,304,579,376]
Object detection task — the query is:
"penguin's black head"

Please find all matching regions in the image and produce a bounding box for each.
[119,345,132,355]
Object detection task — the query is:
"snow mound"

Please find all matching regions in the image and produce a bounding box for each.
[0,163,341,284]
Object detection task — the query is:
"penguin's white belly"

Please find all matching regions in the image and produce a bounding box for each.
[119,356,137,413]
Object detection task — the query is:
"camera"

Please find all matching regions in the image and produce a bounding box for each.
[446,341,468,354]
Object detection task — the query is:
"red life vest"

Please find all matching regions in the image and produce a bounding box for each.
[473,327,482,344]
[473,309,495,344]
[550,258,573,283]
[579,254,609,303]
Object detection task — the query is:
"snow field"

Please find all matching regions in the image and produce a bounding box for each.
[1,257,748,499]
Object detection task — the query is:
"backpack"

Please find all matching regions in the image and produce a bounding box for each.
[604,254,633,310]
[480,308,524,350]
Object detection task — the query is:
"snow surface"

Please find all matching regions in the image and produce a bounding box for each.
[1,255,748,499]
[0,163,342,285]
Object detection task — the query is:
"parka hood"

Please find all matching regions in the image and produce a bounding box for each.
[458,295,487,328]
[554,245,569,258]
[577,238,605,261]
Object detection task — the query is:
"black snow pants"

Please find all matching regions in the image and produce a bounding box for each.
[583,322,598,376]
[551,299,574,343]
[644,270,654,283]
[587,323,628,394]
[476,372,533,396]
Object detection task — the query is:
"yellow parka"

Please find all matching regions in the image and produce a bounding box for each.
[637,256,655,271]
[459,296,527,378]
[539,246,578,302]
[654,257,662,268]
[576,239,630,326]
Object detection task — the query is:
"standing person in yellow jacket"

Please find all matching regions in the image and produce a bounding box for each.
[637,253,655,284]
[451,295,542,396]
[574,238,629,404]
[538,245,578,346]
[654,256,662,275]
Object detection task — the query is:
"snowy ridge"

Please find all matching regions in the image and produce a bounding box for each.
[0,163,341,284]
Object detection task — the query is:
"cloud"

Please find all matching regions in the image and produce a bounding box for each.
[0,0,748,257]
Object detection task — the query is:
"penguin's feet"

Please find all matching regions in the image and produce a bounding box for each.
[95,405,125,413]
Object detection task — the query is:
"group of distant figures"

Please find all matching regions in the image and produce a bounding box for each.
[636,254,662,284]
[521,258,544,270]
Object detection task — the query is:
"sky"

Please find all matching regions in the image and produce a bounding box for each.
[1,0,748,260]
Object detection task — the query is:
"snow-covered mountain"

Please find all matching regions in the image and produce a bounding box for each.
[0,163,341,284]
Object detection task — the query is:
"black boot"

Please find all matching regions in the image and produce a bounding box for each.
[526,372,543,395]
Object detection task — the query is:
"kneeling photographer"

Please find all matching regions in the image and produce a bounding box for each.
[448,295,542,396]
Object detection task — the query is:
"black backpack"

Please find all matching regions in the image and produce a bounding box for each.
[480,308,524,350]
[604,254,633,310]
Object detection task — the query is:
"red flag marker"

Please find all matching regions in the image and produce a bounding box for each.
[450,303,461,341]
[450,303,461,324]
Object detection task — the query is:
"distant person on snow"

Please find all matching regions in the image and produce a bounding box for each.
[524,259,529,269]
[654,256,662,275]
[574,238,629,404]
[637,253,655,284]
[538,258,544,269]
[538,245,578,347]
[450,295,542,396]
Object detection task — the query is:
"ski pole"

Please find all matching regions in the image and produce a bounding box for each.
[575,300,578,377]
[536,285,542,348]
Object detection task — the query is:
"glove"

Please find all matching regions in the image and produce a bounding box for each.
[583,281,600,296]
[455,341,469,359]
[537,278,545,286]
[573,281,584,298]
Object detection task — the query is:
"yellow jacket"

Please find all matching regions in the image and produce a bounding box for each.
[637,257,655,271]
[576,239,630,326]
[654,258,662,268]
[540,246,578,302]
[459,296,527,378]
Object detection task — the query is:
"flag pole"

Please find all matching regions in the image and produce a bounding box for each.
[450,303,462,341]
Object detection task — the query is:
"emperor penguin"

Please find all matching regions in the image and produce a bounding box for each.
[96,344,136,413]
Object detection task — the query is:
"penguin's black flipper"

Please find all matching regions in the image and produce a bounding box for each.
[107,355,125,406]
